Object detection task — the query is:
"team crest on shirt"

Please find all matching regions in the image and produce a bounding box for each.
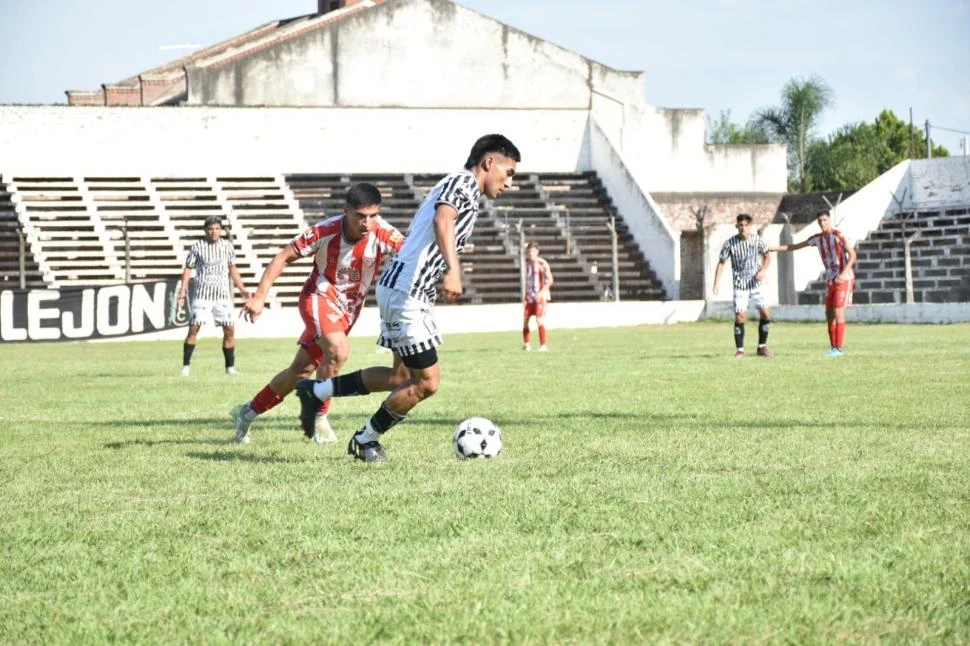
[337,267,361,283]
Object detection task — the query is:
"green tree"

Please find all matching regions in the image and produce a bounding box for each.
[753,76,834,192]
[806,110,950,191]
[705,110,770,144]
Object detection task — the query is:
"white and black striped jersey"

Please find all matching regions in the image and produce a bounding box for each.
[184,238,236,302]
[718,234,768,291]
[377,170,481,303]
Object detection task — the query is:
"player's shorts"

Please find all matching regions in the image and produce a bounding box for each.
[825,278,854,309]
[189,298,235,326]
[297,292,356,365]
[375,286,442,357]
[733,286,767,313]
[524,300,546,318]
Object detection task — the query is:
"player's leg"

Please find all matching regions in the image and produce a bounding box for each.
[535,301,549,351]
[231,345,318,443]
[305,329,352,443]
[180,322,202,376]
[824,283,841,355]
[522,303,533,350]
[831,279,851,354]
[212,300,238,375]
[733,290,750,357]
[752,287,772,357]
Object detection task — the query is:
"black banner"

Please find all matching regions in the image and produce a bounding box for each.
[0,280,188,342]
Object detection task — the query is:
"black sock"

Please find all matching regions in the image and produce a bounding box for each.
[333,370,370,397]
[223,346,235,369]
[759,318,771,345]
[734,323,745,350]
[182,343,195,366]
[369,403,406,435]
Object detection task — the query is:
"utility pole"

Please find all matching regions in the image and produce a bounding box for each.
[925,119,932,158]
[909,108,915,159]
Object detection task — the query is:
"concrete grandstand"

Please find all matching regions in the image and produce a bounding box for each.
[1,0,967,333]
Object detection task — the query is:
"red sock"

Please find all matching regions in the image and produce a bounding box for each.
[320,396,331,415]
[538,326,547,346]
[835,322,846,349]
[827,320,837,348]
[251,385,283,414]
[523,327,531,343]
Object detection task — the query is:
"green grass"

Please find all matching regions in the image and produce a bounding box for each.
[2,321,969,644]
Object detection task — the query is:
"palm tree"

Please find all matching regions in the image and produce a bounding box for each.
[753,76,834,192]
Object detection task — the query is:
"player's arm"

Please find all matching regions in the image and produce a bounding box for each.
[838,237,858,283]
[229,264,250,300]
[244,244,300,322]
[434,203,462,302]
[712,259,726,295]
[177,266,192,302]
[755,247,771,281]
[769,240,811,253]
[540,259,553,301]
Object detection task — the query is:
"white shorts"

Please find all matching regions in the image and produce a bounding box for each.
[189,298,235,327]
[733,286,767,314]
[375,286,441,357]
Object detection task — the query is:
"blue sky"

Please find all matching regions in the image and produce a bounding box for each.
[2,0,968,153]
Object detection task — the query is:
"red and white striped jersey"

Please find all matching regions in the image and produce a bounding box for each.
[291,215,404,324]
[807,229,854,284]
[525,257,552,304]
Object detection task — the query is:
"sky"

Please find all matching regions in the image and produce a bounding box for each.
[2,0,968,154]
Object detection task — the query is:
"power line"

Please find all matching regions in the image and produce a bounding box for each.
[928,124,970,135]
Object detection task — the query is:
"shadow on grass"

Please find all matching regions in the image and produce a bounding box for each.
[184,450,297,464]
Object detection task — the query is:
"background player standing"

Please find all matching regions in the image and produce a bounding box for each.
[713,213,772,358]
[770,210,857,357]
[522,241,553,351]
[176,216,250,376]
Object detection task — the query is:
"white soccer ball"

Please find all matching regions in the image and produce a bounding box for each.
[453,417,503,460]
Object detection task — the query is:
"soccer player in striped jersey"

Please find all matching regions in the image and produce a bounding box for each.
[176,216,250,377]
[295,134,521,462]
[230,183,404,444]
[770,210,857,357]
[713,213,773,358]
[522,241,554,351]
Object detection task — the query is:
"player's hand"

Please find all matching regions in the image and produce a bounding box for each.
[712,284,719,296]
[242,295,265,323]
[540,287,551,302]
[441,269,463,303]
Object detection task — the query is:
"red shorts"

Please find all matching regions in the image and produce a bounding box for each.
[298,292,355,364]
[825,279,854,310]
[524,301,546,318]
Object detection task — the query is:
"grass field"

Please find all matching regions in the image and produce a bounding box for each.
[2,321,969,644]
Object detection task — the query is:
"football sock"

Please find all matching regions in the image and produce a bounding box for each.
[828,320,837,348]
[334,370,371,397]
[835,322,846,349]
[538,325,547,346]
[355,403,406,443]
[320,397,331,415]
[250,385,283,415]
[182,343,195,366]
[523,327,531,344]
[223,346,235,369]
[758,318,770,345]
[734,323,745,350]
[312,379,333,401]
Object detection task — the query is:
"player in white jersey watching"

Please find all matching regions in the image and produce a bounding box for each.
[295,134,521,462]
[713,213,773,358]
[176,216,250,376]
[230,183,404,444]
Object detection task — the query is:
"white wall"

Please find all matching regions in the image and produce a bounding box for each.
[908,156,970,207]
[0,106,589,176]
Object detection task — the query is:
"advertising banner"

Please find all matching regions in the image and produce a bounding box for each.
[0,280,188,342]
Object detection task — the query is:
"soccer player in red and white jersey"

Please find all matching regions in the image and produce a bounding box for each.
[230,183,405,444]
[770,210,857,357]
[522,241,554,351]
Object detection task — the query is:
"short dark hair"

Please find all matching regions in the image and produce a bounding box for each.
[345,182,382,209]
[464,134,521,170]
[816,210,831,218]
[203,216,222,229]
[526,241,539,251]
[736,213,753,224]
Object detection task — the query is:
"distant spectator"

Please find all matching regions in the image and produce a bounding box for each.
[522,241,554,351]
[770,210,857,357]
[176,216,249,377]
[713,213,773,358]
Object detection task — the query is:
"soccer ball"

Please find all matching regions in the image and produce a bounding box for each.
[452,417,503,459]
